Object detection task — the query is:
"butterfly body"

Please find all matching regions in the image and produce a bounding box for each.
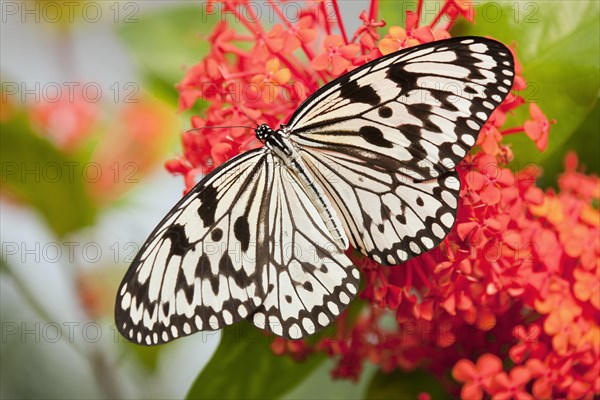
[259,123,349,249]
[116,37,515,344]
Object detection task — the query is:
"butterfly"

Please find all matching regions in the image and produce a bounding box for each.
[115,37,514,344]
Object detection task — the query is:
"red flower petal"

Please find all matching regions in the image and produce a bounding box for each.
[480,184,502,205]
[452,359,477,381]
[311,53,331,71]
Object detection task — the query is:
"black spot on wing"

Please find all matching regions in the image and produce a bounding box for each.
[378,106,393,118]
[232,266,251,289]
[363,212,373,230]
[339,79,381,105]
[406,138,428,160]
[359,126,393,148]
[219,251,252,292]
[211,228,223,241]
[234,216,250,252]
[300,262,316,274]
[405,104,444,134]
[387,63,419,95]
[198,185,218,226]
[381,204,392,220]
[164,224,190,256]
[429,90,459,112]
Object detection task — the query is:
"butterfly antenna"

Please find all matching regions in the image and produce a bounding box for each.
[230,95,260,127]
[185,125,253,134]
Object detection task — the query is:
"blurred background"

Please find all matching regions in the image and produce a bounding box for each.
[1,0,598,399]
[1,1,214,398]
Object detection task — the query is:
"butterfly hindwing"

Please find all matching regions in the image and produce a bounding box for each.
[250,160,360,339]
[300,149,459,265]
[116,149,271,345]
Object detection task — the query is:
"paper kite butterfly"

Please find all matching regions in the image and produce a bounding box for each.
[116,37,515,344]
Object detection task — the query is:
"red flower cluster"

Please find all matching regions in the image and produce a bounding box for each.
[170,0,452,185]
[173,1,599,398]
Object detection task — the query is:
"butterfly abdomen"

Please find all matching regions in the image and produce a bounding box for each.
[264,129,349,250]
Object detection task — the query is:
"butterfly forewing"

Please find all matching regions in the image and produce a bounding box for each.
[288,37,514,180]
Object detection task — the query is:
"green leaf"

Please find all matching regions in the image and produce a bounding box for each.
[537,99,600,188]
[380,0,447,27]
[186,322,325,400]
[118,5,217,105]
[126,342,163,373]
[365,369,449,400]
[285,359,377,400]
[452,1,600,184]
[379,0,417,25]
[1,114,96,237]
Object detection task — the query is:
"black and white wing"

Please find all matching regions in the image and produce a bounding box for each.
[287,37,514,264]
[116,149,271,345]
[249,160,359,340]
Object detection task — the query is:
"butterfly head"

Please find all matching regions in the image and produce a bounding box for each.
[255,124,274,142]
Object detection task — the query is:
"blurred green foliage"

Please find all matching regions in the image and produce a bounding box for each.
[1,112,96,236]
[365,369,448,399]
[452,0,600,185]
[119,4,216,107]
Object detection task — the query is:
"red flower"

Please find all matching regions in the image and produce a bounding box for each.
[253,24,286,60]
[250,58,292,102]
[466,154,515,205]
[28,82,99,149]
[445,0,475,23]
[283,16,317,52]
[509,324,547,363]
[452,354,503,399]
[378,11,447,55]
[527,357,573,398]
[524,103,553,151]
[311,34,360,76]
[489,366,532,400]
[573,267,600,309]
